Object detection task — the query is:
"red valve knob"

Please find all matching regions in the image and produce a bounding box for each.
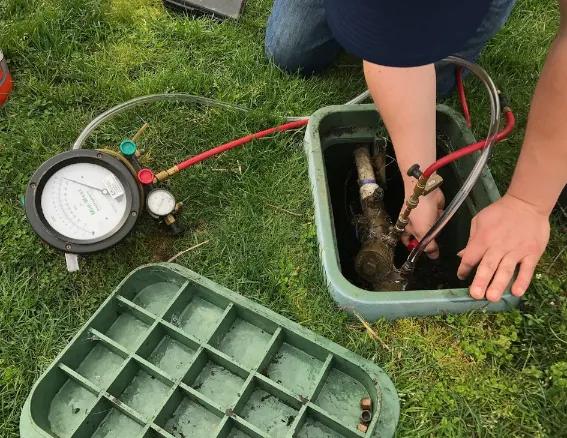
[408,237,419,251]
[137,168,155,185]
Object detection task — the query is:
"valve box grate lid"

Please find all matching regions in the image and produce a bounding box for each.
[20,264,399,437]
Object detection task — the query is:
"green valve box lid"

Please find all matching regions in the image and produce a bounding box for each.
[20,264,399,438]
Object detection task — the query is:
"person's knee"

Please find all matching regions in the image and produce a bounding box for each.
[265,16,323,74]
[265,34,341,75]
[265,31,306,74]
[265,0,339,75]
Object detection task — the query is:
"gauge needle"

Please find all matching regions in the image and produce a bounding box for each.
[61,177,109,195]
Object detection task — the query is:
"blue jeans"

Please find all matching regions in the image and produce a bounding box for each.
[265,0,516,95]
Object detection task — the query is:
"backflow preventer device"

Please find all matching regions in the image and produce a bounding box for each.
[351,142,443,291]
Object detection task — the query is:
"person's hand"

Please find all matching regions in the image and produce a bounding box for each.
[401,188,445,259]
[457,193,550,302]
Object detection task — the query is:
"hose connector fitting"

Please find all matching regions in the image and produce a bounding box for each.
[497,89,512,114]
[386,164,429,243]
[154,166,180,183]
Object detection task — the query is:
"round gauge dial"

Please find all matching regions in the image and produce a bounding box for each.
[26,149,141,254]
[41,162,128,240]
[147,189,176,217]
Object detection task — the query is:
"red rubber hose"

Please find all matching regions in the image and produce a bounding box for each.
[408,236,419,251]
[457,67,472,128]
[425,65,516,179]
[422,110,515,179]
[408,108,515,250]
[176,119,309,171]
[172,69,513,178]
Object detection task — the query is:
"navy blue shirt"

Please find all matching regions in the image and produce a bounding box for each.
[324,0,492,67]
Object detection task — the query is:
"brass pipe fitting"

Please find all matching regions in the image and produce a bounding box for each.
[388,172,428,242]
[360,397,372,410]
[164,214,176,226]
[497,89,512,114]
[153,165,180,183]
[132,122,149,143]
[386,164,443,245]
[360,410,372,424]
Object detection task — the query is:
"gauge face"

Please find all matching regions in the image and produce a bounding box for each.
[147,189,176,217]
[40,163,129,241]
[26,149,141,254]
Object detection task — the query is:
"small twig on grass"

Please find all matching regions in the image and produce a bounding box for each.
[352,309,391,351]
[549,323,567,346]
[546,244,567,273]
[265,203,302,217]
[212,167,241,174]
[521,338,534,372]
[167,240,210,262]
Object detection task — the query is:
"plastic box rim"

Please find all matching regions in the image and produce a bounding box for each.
[304,103,520,320]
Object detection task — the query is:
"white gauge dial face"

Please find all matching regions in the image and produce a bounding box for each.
[147,189,176,217]
[41,163,128,241]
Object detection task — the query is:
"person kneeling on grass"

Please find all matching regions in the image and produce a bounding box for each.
[265,0,567,302]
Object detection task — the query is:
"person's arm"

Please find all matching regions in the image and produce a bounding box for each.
[364,62,444,258]
[457,0,567,301]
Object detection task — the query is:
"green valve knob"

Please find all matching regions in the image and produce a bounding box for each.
[119,140,137,157]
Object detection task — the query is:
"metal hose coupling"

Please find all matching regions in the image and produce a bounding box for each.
[386,164,444,246]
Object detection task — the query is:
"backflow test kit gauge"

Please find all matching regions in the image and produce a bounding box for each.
[25,140,183,272]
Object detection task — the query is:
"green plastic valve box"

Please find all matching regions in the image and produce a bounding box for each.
[304,104,520,321]
[20,264,399,438]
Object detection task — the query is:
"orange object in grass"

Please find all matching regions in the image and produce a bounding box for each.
[0,50,13,106]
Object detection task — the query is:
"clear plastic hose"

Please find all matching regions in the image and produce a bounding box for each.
[72,94,251,150]
[401,55,501,273]
[72,90,375,150]
[345,89,371,105]
[72,91,371,149]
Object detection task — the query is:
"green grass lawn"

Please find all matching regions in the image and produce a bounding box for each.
[1,0,567,436]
